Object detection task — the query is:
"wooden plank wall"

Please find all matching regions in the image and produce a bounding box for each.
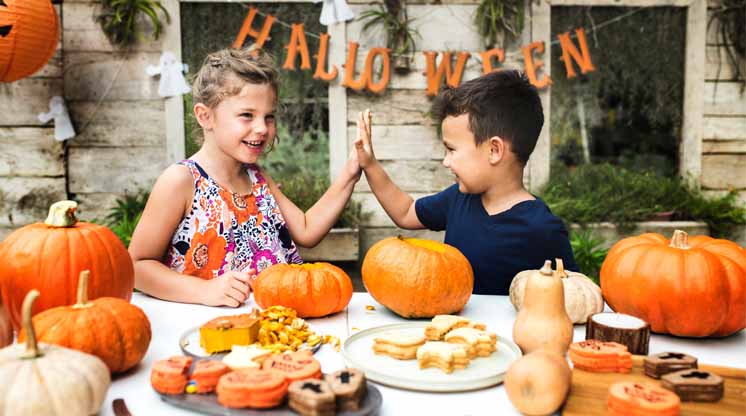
[0,6,66,240]
[701,1,746,206]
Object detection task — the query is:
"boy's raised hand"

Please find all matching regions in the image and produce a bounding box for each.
[354,109,376,168]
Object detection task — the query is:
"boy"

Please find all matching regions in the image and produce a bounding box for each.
[354,70,577,295]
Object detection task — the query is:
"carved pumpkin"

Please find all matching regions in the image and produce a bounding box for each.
[601,230,746,337]
[361,237,474,318]
[253,263,353,318]
[510,259,603,324]
[0,290,110,415]
[0,0,59,82]
[0,301,11,347]
[0,200,135,331]
[18,270,151,374]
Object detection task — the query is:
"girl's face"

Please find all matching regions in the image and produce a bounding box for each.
[210,82,277,164]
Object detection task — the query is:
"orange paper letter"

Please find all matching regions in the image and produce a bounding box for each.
[365,48,391,94]
[424,51,471,96]
[342,42,368,91]
[557,28,595,78]
[283,23,311,70]
[480,48,505,74]
[313,33,338,81]
[522,41,552,89]
[233,7,276,51]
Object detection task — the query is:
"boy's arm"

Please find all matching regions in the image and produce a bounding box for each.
[265,150,361,248]
[355,110,425,230]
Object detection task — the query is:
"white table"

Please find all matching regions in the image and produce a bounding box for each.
[103,292,746,416]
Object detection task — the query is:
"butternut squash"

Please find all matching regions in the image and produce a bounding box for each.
[504,350,572,416]
[512,260,574,355]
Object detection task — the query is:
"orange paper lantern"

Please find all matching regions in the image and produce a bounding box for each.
[0,0,59,82]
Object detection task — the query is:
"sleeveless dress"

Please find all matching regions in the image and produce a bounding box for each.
[164,159,302,279]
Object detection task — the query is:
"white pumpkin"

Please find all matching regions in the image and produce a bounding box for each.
[510,259,603,324]
[0,290,110,416]
[0,303,11,348]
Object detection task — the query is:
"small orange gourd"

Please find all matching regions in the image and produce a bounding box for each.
[512,260,574,356]
[18,270,151,374]
[253,262,353,318]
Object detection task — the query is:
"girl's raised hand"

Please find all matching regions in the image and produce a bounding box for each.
[202,270,252,307]
[354,109,375,168]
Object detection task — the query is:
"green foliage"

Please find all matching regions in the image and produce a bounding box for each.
[708,1,746,84]
[541,163,746,238]
[569,230,608,285]
[359,1,421,62]
[101,191,150,247]
[474,0,525,49]
[97,0,170,48]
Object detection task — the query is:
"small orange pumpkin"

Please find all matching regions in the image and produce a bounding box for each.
[0,200,135,331]
[0,0,59,82]
[362,236,474,318]
[600,230,746,337]
[0,302,11,347]
[18,270,151,374]
[253,263,353,318]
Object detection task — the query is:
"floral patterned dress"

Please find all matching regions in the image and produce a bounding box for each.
[164,159,302,279]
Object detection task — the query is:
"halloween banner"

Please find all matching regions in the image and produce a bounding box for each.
[235,6,596,96]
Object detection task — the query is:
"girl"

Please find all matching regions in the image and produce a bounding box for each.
[129,48,361,307]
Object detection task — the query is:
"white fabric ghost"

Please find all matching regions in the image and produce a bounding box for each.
[146,51,191,98]
[314,0,355,26]
[38,96,76,142]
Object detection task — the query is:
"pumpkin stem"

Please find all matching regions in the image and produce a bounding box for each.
[669,230,690,249]
[555,258,568,278]
[44,200,79,228]
[21,290,41,359]
[539,260,554,276]
[73,270,93,309]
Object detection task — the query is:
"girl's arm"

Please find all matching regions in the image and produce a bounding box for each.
[264,154,361,248]
[128,165,250,306]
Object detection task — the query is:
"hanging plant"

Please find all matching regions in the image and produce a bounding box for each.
[97,0,171,49]
[474,0,525,49]
[708,0,745,85]
[359,0,421,73]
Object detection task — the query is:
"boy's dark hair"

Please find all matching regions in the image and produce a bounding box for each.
[431,70,544,165]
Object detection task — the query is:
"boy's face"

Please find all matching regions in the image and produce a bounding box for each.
[441,114,494,194]
[210,82,277,164]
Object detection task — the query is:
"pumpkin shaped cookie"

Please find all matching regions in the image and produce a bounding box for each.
[189,360,231,393]
[569,340,632,373]
[151,356,193,395]
[262,350,322,382]
[217,368,289,409]
[607,382,680,416]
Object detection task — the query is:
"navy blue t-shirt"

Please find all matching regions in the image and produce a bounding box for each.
[415,184,578,295]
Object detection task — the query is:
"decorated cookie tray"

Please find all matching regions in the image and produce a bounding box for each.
[159,377,383,416]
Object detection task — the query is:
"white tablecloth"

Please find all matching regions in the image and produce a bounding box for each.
[102,292,746,416]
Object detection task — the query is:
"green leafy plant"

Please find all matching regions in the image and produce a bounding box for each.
[569,230,608,285]
[708,0,746,85]
[474,0,525,49]
[541,163,746,238]
[101,191,150,247]
[97,0,171,48]
[359,0,421,72]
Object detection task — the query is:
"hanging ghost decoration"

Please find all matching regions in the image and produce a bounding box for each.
[146,51,191,97]
[38,96,75,141]
[313,0,355,26]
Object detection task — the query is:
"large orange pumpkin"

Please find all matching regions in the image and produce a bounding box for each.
[600,230,746,337]
[0,0,59,82]
[18,270,151,374]
[0,200,134,331]
[253,262,353,318]
[362,237,474,318]
[0,302,11,347]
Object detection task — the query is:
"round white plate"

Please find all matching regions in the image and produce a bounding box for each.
[342,322,522,392]
[179,326,321,358]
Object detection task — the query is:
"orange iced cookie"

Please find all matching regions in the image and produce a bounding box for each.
[189,360,231,393]
[151,356,193,395]
[262,350,322,382]
[570,340,632,373]
[217,368,289,409]
[607,382,680,416]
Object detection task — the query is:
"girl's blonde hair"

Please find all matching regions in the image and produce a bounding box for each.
[190,47,279,145]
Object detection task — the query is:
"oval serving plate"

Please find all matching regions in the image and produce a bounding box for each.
[342,322,522,392]
[179,326,321,359]
[159,381,382,416]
